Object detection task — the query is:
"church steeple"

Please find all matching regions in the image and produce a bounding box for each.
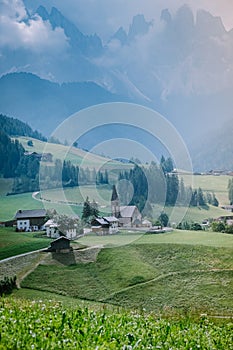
[111,185,120,218]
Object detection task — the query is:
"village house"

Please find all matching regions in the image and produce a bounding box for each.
[24,151,53,162]
[44,216,79,239]
[141,219,152,228]
[44,219,59,239]
[118,206,142,227]
[216,215,233,223]
[221,205,233,212]
[14,209,47,231]
[111,185,142,227]
[91,216,119,235]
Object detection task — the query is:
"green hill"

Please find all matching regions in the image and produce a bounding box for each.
[21,232,233,315]
[14,136,132,171]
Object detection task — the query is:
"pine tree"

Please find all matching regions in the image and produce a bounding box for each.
[197,187,206,206]
[82,197,92,222]
[90,200,99,217]
[212,193,219,207]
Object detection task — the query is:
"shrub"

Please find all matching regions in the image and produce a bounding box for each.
[0,276,17,296]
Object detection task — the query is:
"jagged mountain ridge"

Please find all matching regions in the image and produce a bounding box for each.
[36,6,103,57]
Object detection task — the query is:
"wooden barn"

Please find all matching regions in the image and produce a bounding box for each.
[47,236,72,253]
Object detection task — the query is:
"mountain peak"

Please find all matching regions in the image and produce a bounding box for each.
[175,5,194,27]
[36,5,103,57]
[196,9,226,36]
[128,14,153,41]
[112,27,128,45]
[36,5,50,21]
[160,9,172,24]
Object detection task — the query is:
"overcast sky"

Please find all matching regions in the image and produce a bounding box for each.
[23,0,233,39]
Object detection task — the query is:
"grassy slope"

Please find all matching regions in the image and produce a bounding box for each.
[15,136,132,171]
[40,184,111,207]
[0,192,43,221]
[21,231,233,315]
[0,191,84,221]
[0,227,51,260]
[79,229,233,248]
[164,205,227,224]
[183,174,231,205]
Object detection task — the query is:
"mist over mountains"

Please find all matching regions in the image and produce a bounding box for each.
[0,1,233,170]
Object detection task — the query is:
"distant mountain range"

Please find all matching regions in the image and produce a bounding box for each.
[1,3,233,170]
[0,72,126,135]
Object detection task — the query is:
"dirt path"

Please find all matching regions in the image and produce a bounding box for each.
[32,191,82,207]
[102,268,233,302]
[32,191,40,201]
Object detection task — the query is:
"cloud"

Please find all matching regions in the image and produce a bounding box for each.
[0,0,68,53]
[94,3,233,100]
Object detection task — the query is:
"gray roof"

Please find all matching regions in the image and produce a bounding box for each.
[15,209,47,219]
[103,216,119,223]
[44,219,58,227]
[93,216,118,226]
[120,206,138,218]
[94,218,108,225]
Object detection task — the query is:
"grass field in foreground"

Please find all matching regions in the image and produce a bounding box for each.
[22,239,233,315]
[1,297,232,350]
[0,227,51,260]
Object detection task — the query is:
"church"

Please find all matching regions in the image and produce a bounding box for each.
[111,185,142,227]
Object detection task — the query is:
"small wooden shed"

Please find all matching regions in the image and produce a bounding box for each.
[47,236,72,253]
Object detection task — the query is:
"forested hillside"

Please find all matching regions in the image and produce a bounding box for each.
[0,114,46,141]
[0,131,24,178]
[0,115,46,191]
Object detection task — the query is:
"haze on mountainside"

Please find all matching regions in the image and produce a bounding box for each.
[0,0,233,171]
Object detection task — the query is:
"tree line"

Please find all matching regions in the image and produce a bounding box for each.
[40,160,109,190]
[12,158,110,194]
[117,158,219,216]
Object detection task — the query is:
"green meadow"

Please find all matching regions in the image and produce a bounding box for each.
[20,231,233,315]
[183,174,231,205]
[0,188,227,223]
[14,136,132,171]
[0,227,51,260]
